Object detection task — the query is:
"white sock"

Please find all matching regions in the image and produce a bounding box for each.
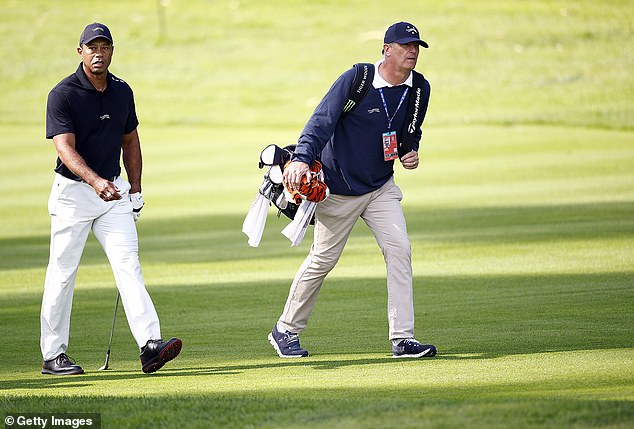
[276,322,289,334]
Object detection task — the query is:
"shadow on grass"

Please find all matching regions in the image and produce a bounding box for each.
[0,352,498,391]
[1,199,632,397]
[2,271,633,378]
[1,201,632,270]
[2,388,633,429]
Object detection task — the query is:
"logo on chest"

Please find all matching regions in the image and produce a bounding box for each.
[100,114,110,120]
[367,108,381,114]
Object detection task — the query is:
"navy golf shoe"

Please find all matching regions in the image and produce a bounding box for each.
[268,325,309,358]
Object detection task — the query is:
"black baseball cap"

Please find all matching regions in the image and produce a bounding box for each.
[384,21,428,48]
[79,22,113,46]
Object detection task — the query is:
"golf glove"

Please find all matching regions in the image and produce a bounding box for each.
[130,192,144,222]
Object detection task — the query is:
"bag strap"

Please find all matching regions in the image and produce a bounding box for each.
[342,63,374,116]
[398,71,430,157]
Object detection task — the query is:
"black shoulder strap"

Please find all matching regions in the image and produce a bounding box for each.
[399,71,430,157]
[342,63,374,116]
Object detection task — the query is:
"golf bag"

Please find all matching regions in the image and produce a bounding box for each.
[242,144,329,247]
[257,144,303,221]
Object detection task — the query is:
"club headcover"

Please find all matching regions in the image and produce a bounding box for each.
[259,144,292,169]
[283,160,329,204]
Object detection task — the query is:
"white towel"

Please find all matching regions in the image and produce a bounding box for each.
[281,200,316,246]
[242,193,270,247]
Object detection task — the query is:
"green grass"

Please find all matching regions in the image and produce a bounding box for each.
[1,0,633,427]
[1,124,632,428]
[1,0,633,130]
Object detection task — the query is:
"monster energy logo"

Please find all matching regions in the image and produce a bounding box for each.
[343,64,369,113]
[343,100,356,113]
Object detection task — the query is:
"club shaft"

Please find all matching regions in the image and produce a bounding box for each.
[100,292,120,369]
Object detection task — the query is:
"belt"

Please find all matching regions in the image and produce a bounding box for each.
[61,173,118,183]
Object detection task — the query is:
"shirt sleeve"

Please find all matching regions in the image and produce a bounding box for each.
[292,67,356,164]
[46,89,74,139]
[124,86,139,134]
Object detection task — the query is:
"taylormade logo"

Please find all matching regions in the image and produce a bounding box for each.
[406,26,417,35]
[355,64,369,94]
[100,114,110,120]
[407,87,421,134]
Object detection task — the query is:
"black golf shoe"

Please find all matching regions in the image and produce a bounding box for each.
[42,353,84,375]
[140,338,182,373]
[392,339,437,358]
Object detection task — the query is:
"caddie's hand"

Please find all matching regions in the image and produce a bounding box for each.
[400,150,420,170]
[283,161,311,192]
[95,178,121,201]
[130,192,145,222]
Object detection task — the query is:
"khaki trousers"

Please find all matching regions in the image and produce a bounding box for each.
[278,177,415,340]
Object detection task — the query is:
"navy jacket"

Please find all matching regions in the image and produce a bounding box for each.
[292,65,430,196]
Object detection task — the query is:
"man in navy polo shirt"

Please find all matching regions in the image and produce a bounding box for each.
[268,22,438,359]
[41,22,181,375]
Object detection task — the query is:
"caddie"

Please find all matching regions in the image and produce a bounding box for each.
[268,21,437,358]
[41,22,181,375]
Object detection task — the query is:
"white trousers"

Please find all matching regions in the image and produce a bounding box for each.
[277,177,415,340]
[40,173,161,360]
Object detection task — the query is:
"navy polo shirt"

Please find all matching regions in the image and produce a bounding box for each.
[46,63,139,180]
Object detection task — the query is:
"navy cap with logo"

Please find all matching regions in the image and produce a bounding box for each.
[79,22,113,46]
[384,21,429,48]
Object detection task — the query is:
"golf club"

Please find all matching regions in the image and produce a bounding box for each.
[98,292,120,370]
